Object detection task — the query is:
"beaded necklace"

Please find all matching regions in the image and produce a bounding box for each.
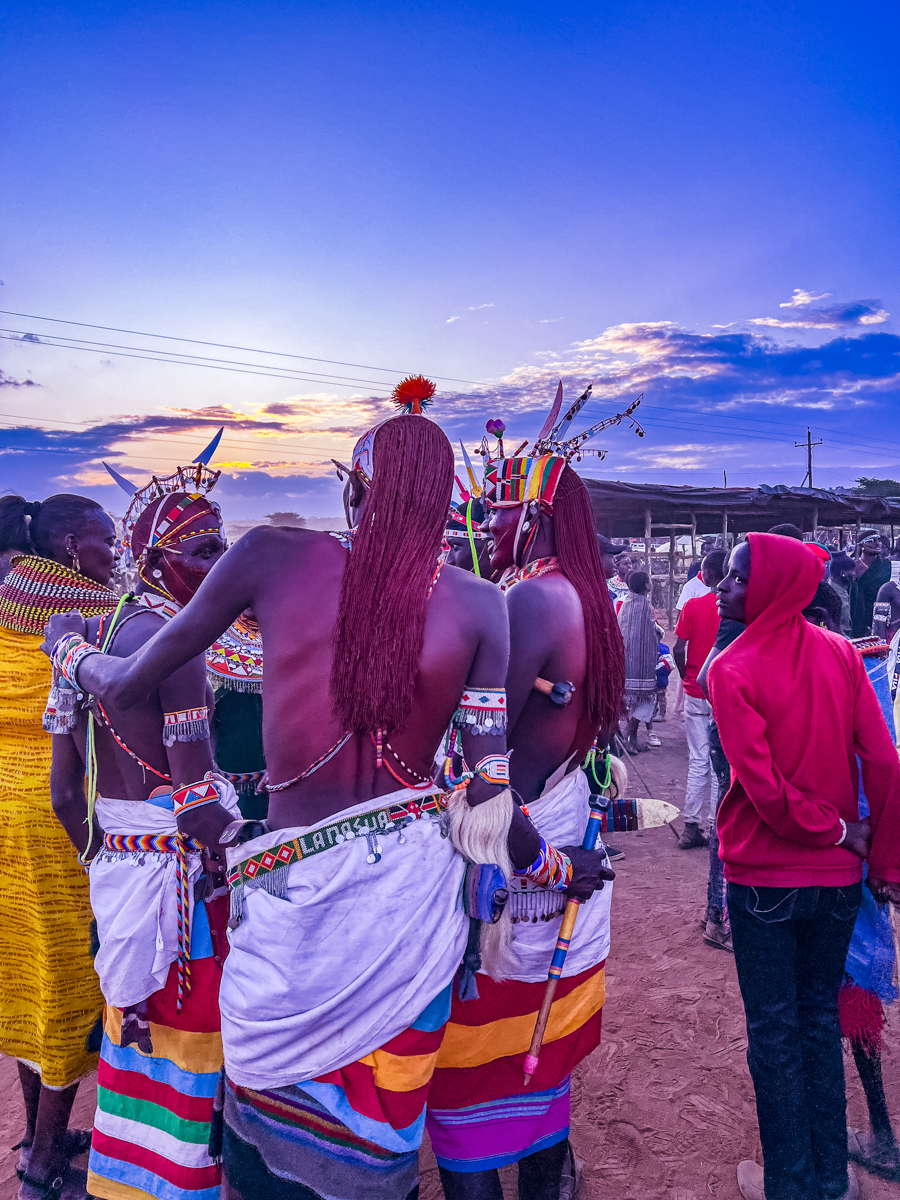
[498,555,561,593]
[90,591,185,782]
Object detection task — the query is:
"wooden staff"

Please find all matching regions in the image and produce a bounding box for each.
[523,793,606,1086]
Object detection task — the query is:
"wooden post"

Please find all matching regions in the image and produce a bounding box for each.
[644,506,652,572]
[668,529,676,628]
[722,511,728,545]
[856,517,861,556]
[690,513,697,562]
[812,505,818,538]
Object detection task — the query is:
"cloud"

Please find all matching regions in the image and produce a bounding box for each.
[5,302,900,507]
[750,294,889,330]
[540,318,563,324]
[0,370,38,388]
[262,401,301,415]
[446,315,461,323]
[468,303,494,311]
[780,289,832,309]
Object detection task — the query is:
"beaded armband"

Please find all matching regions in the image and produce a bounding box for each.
[163,706,211,748]
[52,633,102,689]
[452,688,507,735]
[172,777,221,817]
[512,836,573,892]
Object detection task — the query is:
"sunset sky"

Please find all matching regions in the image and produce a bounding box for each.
[2,0,898,518]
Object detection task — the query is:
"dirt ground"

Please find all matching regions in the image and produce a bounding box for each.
[2,695,900,1199]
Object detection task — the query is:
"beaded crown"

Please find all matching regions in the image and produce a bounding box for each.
[122,464,223,555]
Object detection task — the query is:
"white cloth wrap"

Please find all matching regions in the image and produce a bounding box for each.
[502,768,613,984]
[90,781,240,1009]
[220,787,468,1091]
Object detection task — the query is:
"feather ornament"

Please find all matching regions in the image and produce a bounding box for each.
[391,374,437,414]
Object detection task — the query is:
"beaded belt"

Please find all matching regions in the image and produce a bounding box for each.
[97,829,204,1013]
[227,791,447,925]
[101,832,204,855]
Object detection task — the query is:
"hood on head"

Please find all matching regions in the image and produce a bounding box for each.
[744,532,825,629]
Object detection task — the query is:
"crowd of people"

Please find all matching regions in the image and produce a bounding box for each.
[1,386,900,1200]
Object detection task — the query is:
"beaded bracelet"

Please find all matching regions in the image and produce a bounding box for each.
[474,753,510,786]
[53,634,102,690]
[172,777,221,817]
[512,836,573,892]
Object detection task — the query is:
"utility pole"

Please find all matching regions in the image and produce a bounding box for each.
[795,427,823,488]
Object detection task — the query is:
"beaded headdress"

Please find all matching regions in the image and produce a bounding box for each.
[103,429,225,592]
[104,429,223,549]
[479,382,645,511]
[333,375,438,490]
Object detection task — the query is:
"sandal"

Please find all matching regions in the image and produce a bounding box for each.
[18,1174,66,1200]
[15,1131,92,1182]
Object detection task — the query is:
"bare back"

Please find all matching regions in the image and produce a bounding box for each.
[96,527,509,832]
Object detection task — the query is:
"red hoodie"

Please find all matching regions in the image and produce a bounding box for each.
[708,532,900,888]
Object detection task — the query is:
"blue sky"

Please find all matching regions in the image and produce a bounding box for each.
[2,0,898,518]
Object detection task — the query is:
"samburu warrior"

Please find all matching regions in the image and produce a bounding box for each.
[427,398,627,1200]
[48,456,235,1200]
[43,379,612,1200]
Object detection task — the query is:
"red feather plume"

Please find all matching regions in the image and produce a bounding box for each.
[391,374,437,415]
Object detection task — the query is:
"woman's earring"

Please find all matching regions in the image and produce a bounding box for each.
[152,569,163,579]
[70,551,81,574]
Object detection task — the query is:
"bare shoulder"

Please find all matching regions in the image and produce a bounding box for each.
[104,607,167,658]
[235,524,339,556]
[507,572,579,617]
[440,565,507,623]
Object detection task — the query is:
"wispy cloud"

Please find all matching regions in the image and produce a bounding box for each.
[780,288,832,309]
[0,370,38,388]
[446,315,461,323]
[468,303,493,311]
[540,317,563,324]
[749,291,889,330]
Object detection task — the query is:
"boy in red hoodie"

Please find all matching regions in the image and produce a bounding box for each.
[709,533,900,1200]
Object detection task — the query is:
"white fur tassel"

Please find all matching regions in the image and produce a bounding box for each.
[447,787,515,981]
[608,753,628,798]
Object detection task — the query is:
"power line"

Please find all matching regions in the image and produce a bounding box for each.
[0,308,482,386]
[0,333,395,393]
[0,327,407,390]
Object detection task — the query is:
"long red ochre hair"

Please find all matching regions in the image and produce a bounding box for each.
[331,416,454,735]
[552,465,625,734]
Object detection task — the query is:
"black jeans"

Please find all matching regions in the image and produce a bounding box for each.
[705,722,730,923]
[728,881,862,1200]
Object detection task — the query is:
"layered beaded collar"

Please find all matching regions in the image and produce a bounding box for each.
[498,555,561,593]
[0,554,116,635]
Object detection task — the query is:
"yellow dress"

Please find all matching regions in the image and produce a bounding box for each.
[0,624,103,1087]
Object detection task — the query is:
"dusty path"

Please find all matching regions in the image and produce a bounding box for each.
[2,703,900,1198]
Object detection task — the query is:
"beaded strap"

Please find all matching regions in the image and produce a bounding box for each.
[172,777,221,817]
[512,836,573,892]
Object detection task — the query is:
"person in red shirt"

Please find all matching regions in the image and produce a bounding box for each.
[710,532,900,1200]
[674,550,727,848]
